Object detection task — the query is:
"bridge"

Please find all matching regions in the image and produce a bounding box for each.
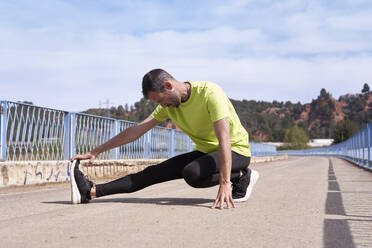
[0,100,371,247]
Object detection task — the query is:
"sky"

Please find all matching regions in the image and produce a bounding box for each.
[1,0,372,112]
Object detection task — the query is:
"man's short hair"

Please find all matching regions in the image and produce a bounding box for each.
[142,69,175,98]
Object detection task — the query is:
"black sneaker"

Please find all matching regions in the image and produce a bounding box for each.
[232,169,259,202]
[70,160,94,204]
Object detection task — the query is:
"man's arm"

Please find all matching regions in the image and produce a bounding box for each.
[211,117,236,209]
[70,115,160,163]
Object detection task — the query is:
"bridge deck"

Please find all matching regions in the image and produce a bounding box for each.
[0,156,371,248]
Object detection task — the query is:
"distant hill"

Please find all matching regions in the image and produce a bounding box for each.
[83,87,372,142]
[230,89,371,142]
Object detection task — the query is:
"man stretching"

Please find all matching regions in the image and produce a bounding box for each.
[70,69,259,209]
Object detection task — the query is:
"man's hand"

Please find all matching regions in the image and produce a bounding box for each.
[70,152,96,164]
[211,183,236,210]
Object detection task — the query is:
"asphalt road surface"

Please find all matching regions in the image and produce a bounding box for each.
[0,156,371,248]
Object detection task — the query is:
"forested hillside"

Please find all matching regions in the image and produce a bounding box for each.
[83,84,372,144]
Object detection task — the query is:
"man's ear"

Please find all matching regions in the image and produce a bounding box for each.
[163,81,173,90]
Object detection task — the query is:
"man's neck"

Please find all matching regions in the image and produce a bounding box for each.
[181,82,191,102]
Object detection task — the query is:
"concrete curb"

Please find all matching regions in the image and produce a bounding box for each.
[251,155,288,164]
[0,155,288,187]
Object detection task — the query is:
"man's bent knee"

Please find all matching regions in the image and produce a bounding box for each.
[182,167,204,188]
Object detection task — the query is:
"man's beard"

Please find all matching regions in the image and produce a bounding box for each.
[169,94,181,107]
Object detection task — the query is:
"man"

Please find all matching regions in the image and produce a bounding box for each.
[70,69,259,209]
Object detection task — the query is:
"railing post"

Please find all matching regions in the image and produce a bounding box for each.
[368,124,371,168]
[352,136,355,163]
[354,136,357,164]
[63,113,70,160]
[361,130,367,166]
[358,132,361,165]
[67,113,76,160]
[365,129,368,167]
[168,129,175,158]
[187,137,192,152]
[112,120,120,160]
[359,133,362,165]
[349,139,352,159]
[352,136,358,163]
[143,130,151,159]
[0,101,8,161]
[63,112,76,160]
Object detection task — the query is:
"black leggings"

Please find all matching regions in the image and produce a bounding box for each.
[95,150,251,198]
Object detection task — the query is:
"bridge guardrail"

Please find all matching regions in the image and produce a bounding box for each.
[0,101,193,161]
[250,142,277,157]
[278,123,372,170]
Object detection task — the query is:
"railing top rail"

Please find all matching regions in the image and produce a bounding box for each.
[151,125,169,131]
[75,112,118,122]
[1,100,68,113]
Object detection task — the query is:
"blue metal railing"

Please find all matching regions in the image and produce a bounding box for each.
[251,142,277,157]
[0,101,67,161]
[0,101,193,161]
[278,122,372,170]
[0,100,277,161]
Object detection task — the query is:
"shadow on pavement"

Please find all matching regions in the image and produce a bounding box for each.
[94,197,213,208]
[324,219,354,248]
[42,197,214,208]
[324,159,355,248]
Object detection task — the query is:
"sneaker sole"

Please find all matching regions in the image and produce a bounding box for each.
[234,170,259,202]
[70,160,81,204]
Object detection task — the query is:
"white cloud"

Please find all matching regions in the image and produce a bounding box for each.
[326,12,372,32]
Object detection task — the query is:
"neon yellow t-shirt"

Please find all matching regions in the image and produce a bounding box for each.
[151,81,251,157]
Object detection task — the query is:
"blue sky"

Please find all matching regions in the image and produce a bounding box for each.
[1,0,372,111]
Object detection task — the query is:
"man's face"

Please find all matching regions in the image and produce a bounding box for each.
[148,90,181,108]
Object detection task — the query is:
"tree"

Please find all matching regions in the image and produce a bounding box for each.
[320,88,330,98]
[332,120,358,144]
[117,105,125,118]
[362,83,370,94]
[283,125,309,149]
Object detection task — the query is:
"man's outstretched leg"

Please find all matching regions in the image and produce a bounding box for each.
[70,151,259,204]
[70,151,205,204]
